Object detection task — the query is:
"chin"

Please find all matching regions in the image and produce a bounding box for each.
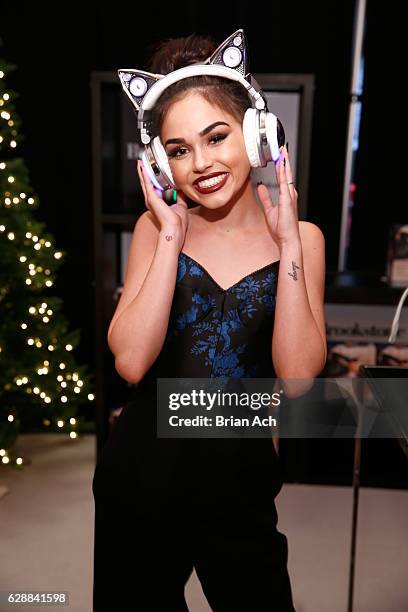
[190,183,242,208]
[198,197,232,211]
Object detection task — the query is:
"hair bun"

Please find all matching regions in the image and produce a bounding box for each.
[147,34,216,74]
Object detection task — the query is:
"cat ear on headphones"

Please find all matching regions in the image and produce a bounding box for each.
[204,29,250,78]
[118,69,164,113]
[119,28,250,115]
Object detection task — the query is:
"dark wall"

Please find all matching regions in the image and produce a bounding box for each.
[2,1,357,370]
[348,0,406,273]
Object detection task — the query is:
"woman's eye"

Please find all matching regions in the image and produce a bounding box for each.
[166,134,227,159]
[167,147,188,159]
[210,133,227,144]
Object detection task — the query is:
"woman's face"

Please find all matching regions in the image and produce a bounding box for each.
[161,91,251,208]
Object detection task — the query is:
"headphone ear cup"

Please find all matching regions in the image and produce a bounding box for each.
[141,149,162,190]
[150,136,176,189]
[264,112,280,163]
[243,108,262,168]
[243,109,283,168]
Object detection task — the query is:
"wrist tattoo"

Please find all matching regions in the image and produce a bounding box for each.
[288,261,300,281]
[165,234,174,242]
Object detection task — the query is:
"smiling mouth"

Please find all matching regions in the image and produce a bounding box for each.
[194,173,230,194]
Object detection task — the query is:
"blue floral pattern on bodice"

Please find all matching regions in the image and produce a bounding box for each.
[162,252,280,379]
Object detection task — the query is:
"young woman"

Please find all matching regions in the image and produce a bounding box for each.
[92,32,326,612]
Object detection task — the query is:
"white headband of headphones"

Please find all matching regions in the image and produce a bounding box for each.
[137,65,265,143]
[140,64,265,110]
[117,29,270,144]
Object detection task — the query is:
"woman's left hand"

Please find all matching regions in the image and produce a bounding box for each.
[257,145,301,249]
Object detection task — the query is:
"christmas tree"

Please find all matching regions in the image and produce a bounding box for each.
[0,60,95,468]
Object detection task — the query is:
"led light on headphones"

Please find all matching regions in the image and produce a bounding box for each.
[223,46,242,68]
[130,77,148,97]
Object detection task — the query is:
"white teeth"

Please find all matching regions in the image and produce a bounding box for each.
[197,173,227,189]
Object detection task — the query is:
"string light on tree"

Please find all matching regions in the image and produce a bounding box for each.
[0,58,94,460]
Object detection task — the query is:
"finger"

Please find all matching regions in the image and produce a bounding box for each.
[281,146,293,181]
[139,163,167,216]
[281,146,296,198]
[278,156,292,202]
[256,183,275,214]
[137,161,147,201]
[137,166,151,211]
[139,162,156,198]
[274,147,284,184]
[169,192,189,236]
[140,163,165,211]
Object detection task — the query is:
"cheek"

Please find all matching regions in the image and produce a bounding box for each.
[168,161,188,188]
[170,166,186,189]
[223,135,250,171]
[222,147,251,177]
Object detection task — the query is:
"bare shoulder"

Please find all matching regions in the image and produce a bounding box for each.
[136,209,161,234]
[298,221,325,272]
[299,221,325,244]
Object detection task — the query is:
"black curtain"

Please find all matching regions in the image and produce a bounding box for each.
[348,0,406,273]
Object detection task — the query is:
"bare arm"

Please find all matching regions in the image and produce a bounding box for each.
[107,213,181,384]
[257,146,326,396]
[108,160,189,384]
[272,221,327,381]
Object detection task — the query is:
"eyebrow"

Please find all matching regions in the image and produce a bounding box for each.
[164,121,230,146]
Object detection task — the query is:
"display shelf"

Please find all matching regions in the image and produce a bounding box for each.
[326,271,406,305]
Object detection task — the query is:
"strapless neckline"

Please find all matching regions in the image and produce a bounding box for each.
[179,251,280,293]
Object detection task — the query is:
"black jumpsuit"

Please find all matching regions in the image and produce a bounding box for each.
[92,251,296,611]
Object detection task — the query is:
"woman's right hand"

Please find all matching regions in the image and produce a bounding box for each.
[137,160,189,251]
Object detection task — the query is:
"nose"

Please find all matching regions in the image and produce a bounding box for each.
[192,145,213,174]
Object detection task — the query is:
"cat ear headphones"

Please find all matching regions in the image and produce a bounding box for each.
[118,29,285,194]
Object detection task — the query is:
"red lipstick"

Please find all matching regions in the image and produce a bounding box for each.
[193,172,230,195]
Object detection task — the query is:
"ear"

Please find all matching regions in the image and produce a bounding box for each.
[117,69,163,112]
[204,28,249,78]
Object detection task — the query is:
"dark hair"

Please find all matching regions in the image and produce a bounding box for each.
[146,34,252,135]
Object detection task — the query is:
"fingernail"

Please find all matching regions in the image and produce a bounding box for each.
[163,189,177,204]
[286,141,289,152]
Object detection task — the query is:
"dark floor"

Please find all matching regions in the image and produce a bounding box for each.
[0,434,407,612]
